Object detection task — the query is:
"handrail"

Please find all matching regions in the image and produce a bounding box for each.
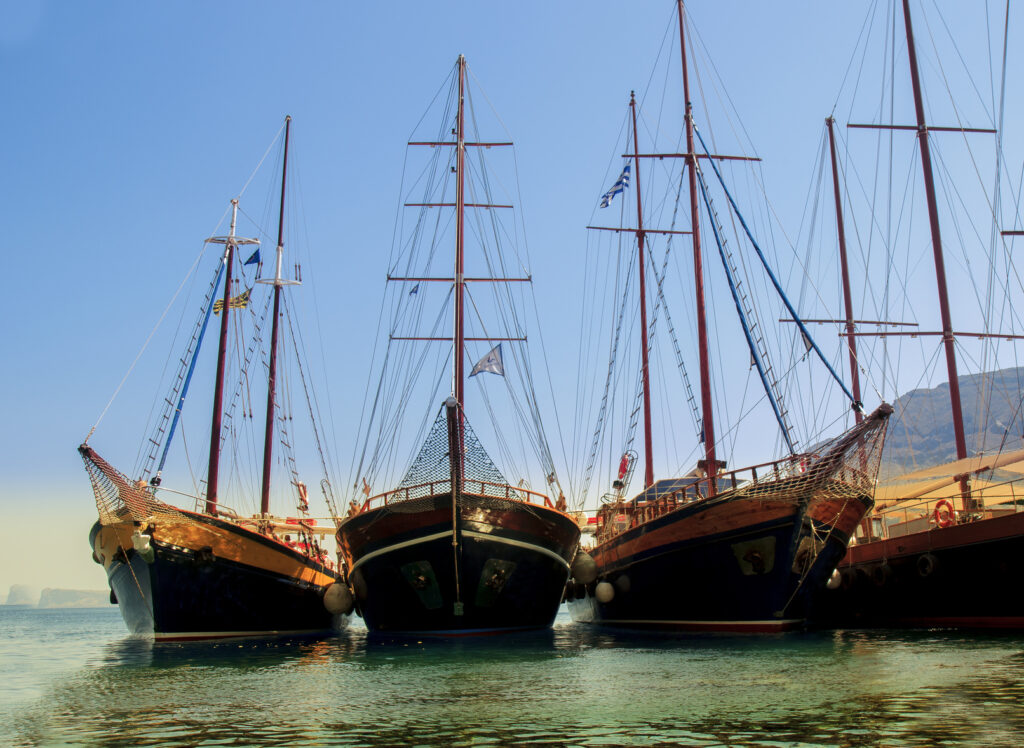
[605,452,817,510]
[590,452,855,543]
[356,479,552,513]
[865,474,1024,541]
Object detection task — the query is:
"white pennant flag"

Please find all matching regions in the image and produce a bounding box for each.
[469,344,504,377]
[800,329,813,354]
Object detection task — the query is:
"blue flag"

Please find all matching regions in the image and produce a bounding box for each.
[244,248,261,266]
[409,283,420,295]
[599,164,631,208]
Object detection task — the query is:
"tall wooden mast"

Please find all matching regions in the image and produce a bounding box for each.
[678,0,716,489]
[391,55,520,420]
[826,116,863,424]
[259,115,296,517]
[205,202,238,515]
[450,58,469,614]
[901,0,969,487]
[629,93,655,490]
[844,2,1008,505]
[205,200,258,515]
[453,55,467,410]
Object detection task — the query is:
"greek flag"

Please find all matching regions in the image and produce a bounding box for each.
[469,344,504,377]
[599,164,631,208]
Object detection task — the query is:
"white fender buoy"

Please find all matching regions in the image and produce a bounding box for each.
[571,552,598,585]
[323,583,354,615]
[595,581,615,603]
[131,531,155,564]
[826,568,842,590]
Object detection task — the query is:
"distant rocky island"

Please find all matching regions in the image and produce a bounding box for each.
[4,584,37,605]
[3,584,109,608]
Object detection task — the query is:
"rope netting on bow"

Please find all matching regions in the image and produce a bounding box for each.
[80,444,197,527]
[380,406,547,515]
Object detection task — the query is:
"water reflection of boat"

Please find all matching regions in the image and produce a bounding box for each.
[80,118,351,640]
[98,633,358,670]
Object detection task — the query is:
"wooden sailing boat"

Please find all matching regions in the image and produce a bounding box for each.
[335,56,580,635]
[564,0,892,632]
[80,117,352,640]
[809,0,1024,629]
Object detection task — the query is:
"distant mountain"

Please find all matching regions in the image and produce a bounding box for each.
[882,367,1024,476]
[4,584,38,606]
[3,585,109,608]
[37,588,110,608]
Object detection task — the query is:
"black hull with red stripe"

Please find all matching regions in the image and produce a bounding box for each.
[338,493,580,635]
[809,511,1024,629]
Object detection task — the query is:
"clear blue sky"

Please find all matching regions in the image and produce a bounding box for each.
[1,1,1018,592]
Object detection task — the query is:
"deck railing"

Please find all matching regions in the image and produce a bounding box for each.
[589,454,826,541]
[356,479,553,513]
[858,476,1024,543]
[587,446,887,543]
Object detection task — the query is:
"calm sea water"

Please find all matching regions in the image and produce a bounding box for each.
[2,606,1024,746]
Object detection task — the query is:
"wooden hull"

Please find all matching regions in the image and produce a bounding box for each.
[89,513,346,640]
[809,510,1024,629]
[337,493,580,635]
[566,480,872,632]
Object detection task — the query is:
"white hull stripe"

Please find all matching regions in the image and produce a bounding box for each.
[461,530,570,569]
[349,530,454,574]
[349,529,570,575]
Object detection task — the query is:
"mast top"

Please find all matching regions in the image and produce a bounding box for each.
[206,199,259,247]
[258,117,299,290]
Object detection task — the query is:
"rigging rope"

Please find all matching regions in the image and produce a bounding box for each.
[694,157,796,454]
[694,125,862,412]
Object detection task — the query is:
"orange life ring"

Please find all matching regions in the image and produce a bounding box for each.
[933,499,956,528]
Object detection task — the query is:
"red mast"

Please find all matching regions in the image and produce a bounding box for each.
[826,116,863,424]
[205,201,238,515]
[453,56,467,410]
[391,56,519,452]
[259,115,293,517]
[628,93,655,490]
[901,0,970,495]
[678,0,717,490]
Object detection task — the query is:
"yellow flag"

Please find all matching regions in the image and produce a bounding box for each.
[213,288,251,314]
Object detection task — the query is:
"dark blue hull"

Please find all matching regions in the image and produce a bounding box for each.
[566,499,857,632]
[339,494,580,635]
[90,521,346,640]
[566,390,887,632]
